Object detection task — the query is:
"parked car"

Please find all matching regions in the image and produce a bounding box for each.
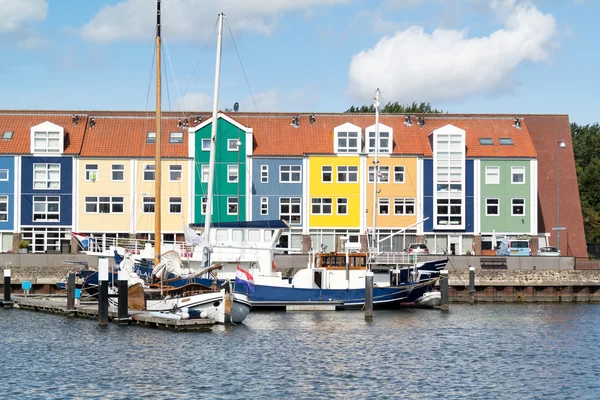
[537,246,560,256]
[407,243,429,255]
[496,238,531,256]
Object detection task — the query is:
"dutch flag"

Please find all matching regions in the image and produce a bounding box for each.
[235,266,255,293]
[72,232,92,250]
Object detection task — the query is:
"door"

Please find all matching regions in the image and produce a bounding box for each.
[449,236,461,255]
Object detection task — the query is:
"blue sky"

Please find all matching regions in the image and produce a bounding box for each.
[0,0,598,124]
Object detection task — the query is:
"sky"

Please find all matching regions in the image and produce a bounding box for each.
[0,0,598,125]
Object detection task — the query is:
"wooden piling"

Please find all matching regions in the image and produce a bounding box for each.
[469,266,475,304]
[440,270,449,311]
[365,270,374,318]
[117,277,129,324]
[223,280,233,325]
[66,272,75,311]
[98,259,109,326]
[2,269,13,309]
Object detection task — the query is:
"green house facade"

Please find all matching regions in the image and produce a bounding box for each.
[188,113,252,224]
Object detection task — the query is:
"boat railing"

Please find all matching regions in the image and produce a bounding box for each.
[369,251,416,266]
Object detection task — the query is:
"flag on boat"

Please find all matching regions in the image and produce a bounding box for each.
[72,232,93,250]
[235,266,254,293]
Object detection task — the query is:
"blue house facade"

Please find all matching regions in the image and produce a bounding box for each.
[0,156,15,252]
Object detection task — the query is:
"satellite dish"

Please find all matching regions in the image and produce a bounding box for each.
[233,102,239,112]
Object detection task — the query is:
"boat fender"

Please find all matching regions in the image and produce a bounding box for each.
[200,311,208,319]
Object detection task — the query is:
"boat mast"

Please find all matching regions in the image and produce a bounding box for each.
[370,89,381,261]
[203,13,224,243]
[154,0,162,266]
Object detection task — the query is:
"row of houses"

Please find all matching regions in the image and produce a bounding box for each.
[0,110,587,256]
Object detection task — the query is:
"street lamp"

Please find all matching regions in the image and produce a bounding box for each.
[557,139,566,253]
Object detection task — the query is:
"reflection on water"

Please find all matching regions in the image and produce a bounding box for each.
[1,304,599,399]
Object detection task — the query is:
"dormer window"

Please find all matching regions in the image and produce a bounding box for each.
[30,121,64,154]
[2,131,13,140]
[146,132,156,144]
[365,123,392,153]
[333,123,361,154]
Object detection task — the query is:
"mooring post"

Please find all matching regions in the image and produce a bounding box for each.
[365,270,374,318]
[66,272,75,311]
[440,270,449,311]
[98,259,109,326]
[117,273,129,324]
[3,269,13,309]
[223,280,233,325]
[469,266,475,303]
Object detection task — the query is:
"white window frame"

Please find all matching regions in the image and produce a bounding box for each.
[146,132,156,144]
[228,139,240,151]
[143,164,155,181]
[394,166,405,183]
[169,165,182,182]
[511,166,525,184]
[261,165,268,183]
[368,166,389,183]
[311,198,333,215]
[280,165,301,183]
[260,197,268,215]
[378,198,390,215]
[336,131,360,153]
[33,163,60,190]
[322,166,332,183]
[511,198,525,216]
[143,197,155,213]
[201,165,209,183]
[169,132,184,144]
[33,131,61,153]
[85,164,98,182]
[33,196,60,222]
[227,197,239,215]
[112,164,124,181]
[486,166,500,184]
[201,138,211,151]
[228,165,239,183]
[0,169,8,181]
[393,198,415,215]
[85,196,124,214]
[486,198,500,216]
[337,166,358,183]
[169,197,182,214]
[280,197,301,225]
[436,198,463,226]
[0,195,8,221]
[201,196,213,215]
[337,198,348,215]
[366,130,392,153]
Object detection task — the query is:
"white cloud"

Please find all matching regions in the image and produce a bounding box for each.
[177,92,213,111]
[346,0,558,104]
[0,0,47,34]
[77,0,349,44]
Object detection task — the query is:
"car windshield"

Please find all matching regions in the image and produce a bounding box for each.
[541,247,558,252]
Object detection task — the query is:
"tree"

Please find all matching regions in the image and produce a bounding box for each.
[345,101,443,114]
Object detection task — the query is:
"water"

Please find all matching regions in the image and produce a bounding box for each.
[1,304,599,399]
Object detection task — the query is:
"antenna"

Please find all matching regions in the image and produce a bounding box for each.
[233,102,239,112]
[291,116,299,128]
[90,117,95,128]
[309,114,316,125]
[72,114,79,125]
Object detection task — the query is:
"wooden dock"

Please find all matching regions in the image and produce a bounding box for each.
[11,296,215,332]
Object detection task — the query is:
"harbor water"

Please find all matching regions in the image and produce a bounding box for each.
[1,304,599,399]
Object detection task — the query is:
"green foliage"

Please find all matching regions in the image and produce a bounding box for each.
[345,101,444,114]
[18,240,30,248]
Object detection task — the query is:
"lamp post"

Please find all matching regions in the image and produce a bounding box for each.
[557,139,566,253]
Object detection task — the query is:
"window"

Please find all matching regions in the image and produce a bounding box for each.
[322,166,332,183]
[437,198,462,225]
[33,164,60,189]
[2,131,13,140]
[143,164,155,181]
[228,165,239,183]
[146,132,156,144]
[486,198,499,216]
[479,138,494,145]
[499,138,513,145]
[201,165,209,183]
[337,166,358,183]
[260,197,268,215]
[367,131,391,153]
[280,165,301,183]
[202,138,211,151]
[512,166,525,184]
[394,166,405,183]
[394,198,415,215]
[201,196,213,215]
[228,139,240,151]
[261,165,268,183]
[368,166,389,183]
[0,196,7,221]
[0,169,7,181]
[312,198,332,215]
[33,131,61,153]
[337,131,359,153]
[169,132,183,144]
[280,197,301,225]
[169,197,182,213]
[85,197,124,213]
[512,198,525,216]
[486,166,499,184]
[143,197,155,213]
[112,164,124,181]
[170,165,182,181]
[378,198,390,215]
[337,198,348,215]
[85,164,98,182]
[227,197,238,215]
[33,196,59,221]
